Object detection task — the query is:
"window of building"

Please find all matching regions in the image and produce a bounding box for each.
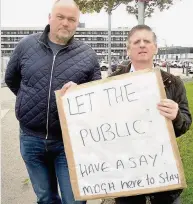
[92,37,97,41]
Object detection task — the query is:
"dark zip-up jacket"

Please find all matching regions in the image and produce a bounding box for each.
[5,25,101,140]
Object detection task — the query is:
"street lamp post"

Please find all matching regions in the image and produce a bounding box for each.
[138,1,145,25]
[165,45,170,73]
[186,62,189,76]
[161,38,170,73]
[122,30,125,60]
[107,7,112,75]
[138,0,151,24]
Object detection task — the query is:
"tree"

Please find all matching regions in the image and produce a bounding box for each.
[75,0,131,14]
[127,0,181,21]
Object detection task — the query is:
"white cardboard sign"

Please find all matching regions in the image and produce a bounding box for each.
[56,69,186,200]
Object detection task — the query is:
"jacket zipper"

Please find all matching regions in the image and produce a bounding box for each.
[38,40,54,140]
[38,40,69,140]
[163,77,169,83]
[45,53,58,140]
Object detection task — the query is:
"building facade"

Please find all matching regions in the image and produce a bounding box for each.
[2,26,193,65]
[156,46,193,62]
[1,26,130,61]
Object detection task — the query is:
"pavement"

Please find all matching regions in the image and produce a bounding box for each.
[1,70,192,204]
[1,87,102,204]
[1,88,32,204]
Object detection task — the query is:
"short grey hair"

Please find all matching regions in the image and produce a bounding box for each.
[53,0,80,10]
[126,25,157,49]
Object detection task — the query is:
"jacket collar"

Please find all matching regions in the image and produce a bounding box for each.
[39,24,75,47]
[160,69,172,83]
[120,61,171,83]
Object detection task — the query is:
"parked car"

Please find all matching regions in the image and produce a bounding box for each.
[154,61,161,67]
[188,63,193,73]
[189,67,193,73]
[176,61,184,68]
[100,61,119,72]
[100,61,108,71]
[161,61,167,67]
[170,61,178,68]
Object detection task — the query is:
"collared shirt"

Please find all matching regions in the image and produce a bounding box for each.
[130,64,154,72]
[130,64,136,73]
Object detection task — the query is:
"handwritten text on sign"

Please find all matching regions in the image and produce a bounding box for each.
[62,71,180,197]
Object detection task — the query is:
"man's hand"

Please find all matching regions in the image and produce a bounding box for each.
[61,81,77,96]
[157,99,179,120]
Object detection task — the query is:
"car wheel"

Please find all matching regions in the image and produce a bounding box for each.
[101,66,107,71]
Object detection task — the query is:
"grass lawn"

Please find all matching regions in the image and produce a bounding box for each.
[178,82,193,204]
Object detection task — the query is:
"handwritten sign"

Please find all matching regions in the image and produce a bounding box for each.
[55,69,186,200]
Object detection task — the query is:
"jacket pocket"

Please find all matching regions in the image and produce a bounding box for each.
[15,90,23,120]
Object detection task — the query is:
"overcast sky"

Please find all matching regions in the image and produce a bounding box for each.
[1,0,193,47]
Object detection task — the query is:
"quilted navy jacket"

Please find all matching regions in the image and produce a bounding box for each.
[5,25,101,140]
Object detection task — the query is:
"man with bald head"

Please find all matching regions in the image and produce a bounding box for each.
[5,0,101,203]
[49,0,80,45]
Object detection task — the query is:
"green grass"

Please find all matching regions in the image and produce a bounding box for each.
[177,82,193,204]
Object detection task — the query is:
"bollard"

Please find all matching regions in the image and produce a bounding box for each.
[186,66,189,76]
[166,64,170,73]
